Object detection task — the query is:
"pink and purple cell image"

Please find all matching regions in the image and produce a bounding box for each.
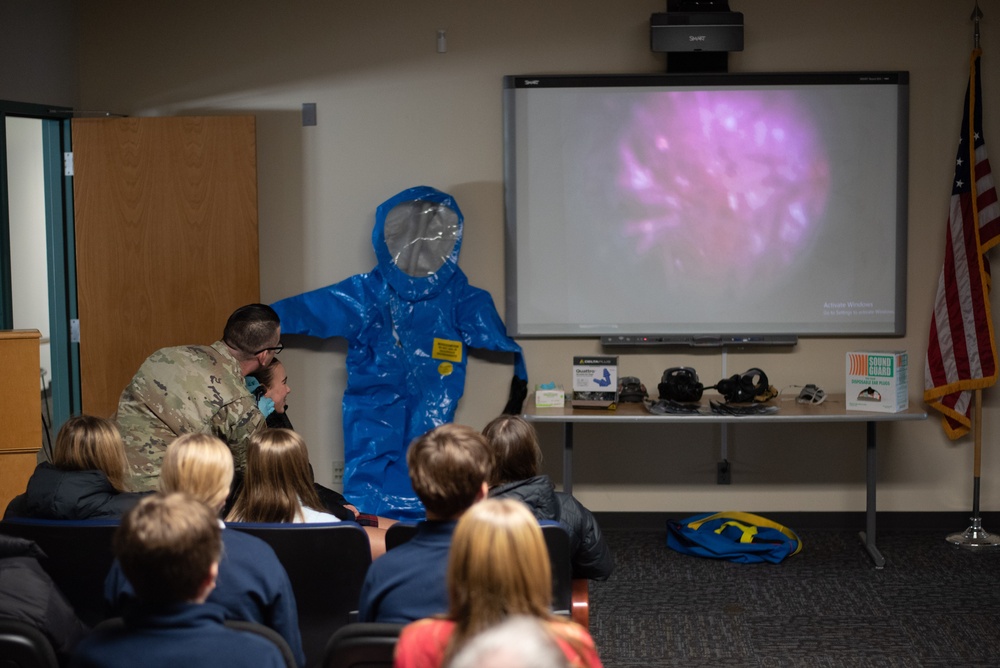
[616,90,830,285]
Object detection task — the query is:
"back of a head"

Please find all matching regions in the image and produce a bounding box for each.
[407,423,490,519]
[248,356,281,390]
[481,415,542,487]
[227,428,319,522]
[447,498,552,636]
[114,492,221,606]
[223,303,280,360]
[160,433,234,511]
[446,616,570,668]
[52,414,130,492]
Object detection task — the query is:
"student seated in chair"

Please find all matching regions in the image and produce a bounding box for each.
[244,358,396,533]
[394,498,602,668]
[482,415,613,580]
[71,493,287,668]
[105,433,305,668]
[4,414,148,521]
[226,428,388,558]
[357,423,490,623]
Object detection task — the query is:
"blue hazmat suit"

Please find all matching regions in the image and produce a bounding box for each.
[272,186,527,520]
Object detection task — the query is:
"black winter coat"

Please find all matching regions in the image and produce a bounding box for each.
[0,534,88,658]
[3,462,146,520]
[490,475,614,580]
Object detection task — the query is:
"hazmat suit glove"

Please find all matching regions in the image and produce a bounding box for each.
[503,375,529,414]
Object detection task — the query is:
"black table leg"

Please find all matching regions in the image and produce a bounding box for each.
[859,420,885,568]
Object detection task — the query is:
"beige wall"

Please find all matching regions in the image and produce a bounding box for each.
[0,0,77,107]
[73,0,1000,513]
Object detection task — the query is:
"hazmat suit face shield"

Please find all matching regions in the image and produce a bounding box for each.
[384,200,460,278]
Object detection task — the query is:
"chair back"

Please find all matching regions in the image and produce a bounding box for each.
[539,522,573,616]
[383,522,417,551]
[0,518,119,626]
[322,622,404,668]
[0,618,59,668]
[227,521,372,668]
[383,520,573,615]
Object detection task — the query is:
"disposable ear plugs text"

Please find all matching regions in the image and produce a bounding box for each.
[846,351,908,413]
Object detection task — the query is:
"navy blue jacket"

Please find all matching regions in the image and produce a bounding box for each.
[69,601,286,668]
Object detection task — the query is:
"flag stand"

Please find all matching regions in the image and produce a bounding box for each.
[947,390,1000,549]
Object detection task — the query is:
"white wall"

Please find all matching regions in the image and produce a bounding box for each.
[6,117,52,388]
[74,0,1000,513]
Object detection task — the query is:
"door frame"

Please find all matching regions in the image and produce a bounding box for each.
[0,100,80,440]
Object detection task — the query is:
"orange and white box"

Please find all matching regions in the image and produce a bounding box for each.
[846,351,908,413]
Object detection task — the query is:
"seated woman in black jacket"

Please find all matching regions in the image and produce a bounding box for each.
[481,414,614,580]
[4,414,147,520]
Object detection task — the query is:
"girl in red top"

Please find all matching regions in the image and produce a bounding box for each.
[394,498,603,668]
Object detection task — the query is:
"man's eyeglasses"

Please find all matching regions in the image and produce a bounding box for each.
[254,342,284,355]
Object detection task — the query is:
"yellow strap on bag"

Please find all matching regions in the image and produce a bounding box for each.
[716,520,758,543]
[687,511,803,556]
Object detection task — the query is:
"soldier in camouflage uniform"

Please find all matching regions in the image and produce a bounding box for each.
[114,304,282,492]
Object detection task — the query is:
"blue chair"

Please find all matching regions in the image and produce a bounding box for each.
[227,521,372,668]
[0,518,119,627]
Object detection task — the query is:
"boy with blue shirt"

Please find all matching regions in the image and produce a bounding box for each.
[72,493,287,668]
[357,423,490,623]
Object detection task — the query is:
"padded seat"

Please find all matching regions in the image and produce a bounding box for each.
[227,521,372,668]
[0,518,119,627]
[322,622,404,668]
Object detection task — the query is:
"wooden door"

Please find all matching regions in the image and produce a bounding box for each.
[72,117,260,418]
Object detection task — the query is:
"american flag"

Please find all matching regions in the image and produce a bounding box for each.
[925,50,1000,439]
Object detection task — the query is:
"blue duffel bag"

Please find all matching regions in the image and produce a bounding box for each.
[666,511,803,564]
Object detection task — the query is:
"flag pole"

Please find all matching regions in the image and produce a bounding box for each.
[972,0,982,49]
[946,2,1000,549]
[947,390,1000,548]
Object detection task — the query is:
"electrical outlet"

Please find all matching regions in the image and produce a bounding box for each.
[332,461,345,484]
[717,460,731,485]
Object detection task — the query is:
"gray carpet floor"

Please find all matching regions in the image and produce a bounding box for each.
[587,528,1000,667]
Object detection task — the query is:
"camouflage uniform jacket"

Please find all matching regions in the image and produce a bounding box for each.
[114,340,266,491]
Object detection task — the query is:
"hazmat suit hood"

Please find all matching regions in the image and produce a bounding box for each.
[374,186,463,301]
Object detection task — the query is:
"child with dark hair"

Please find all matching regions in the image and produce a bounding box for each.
[482,415,613,580]
[357,423,490,623]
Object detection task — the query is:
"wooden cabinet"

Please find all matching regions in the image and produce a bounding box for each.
[0,330,41,513]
